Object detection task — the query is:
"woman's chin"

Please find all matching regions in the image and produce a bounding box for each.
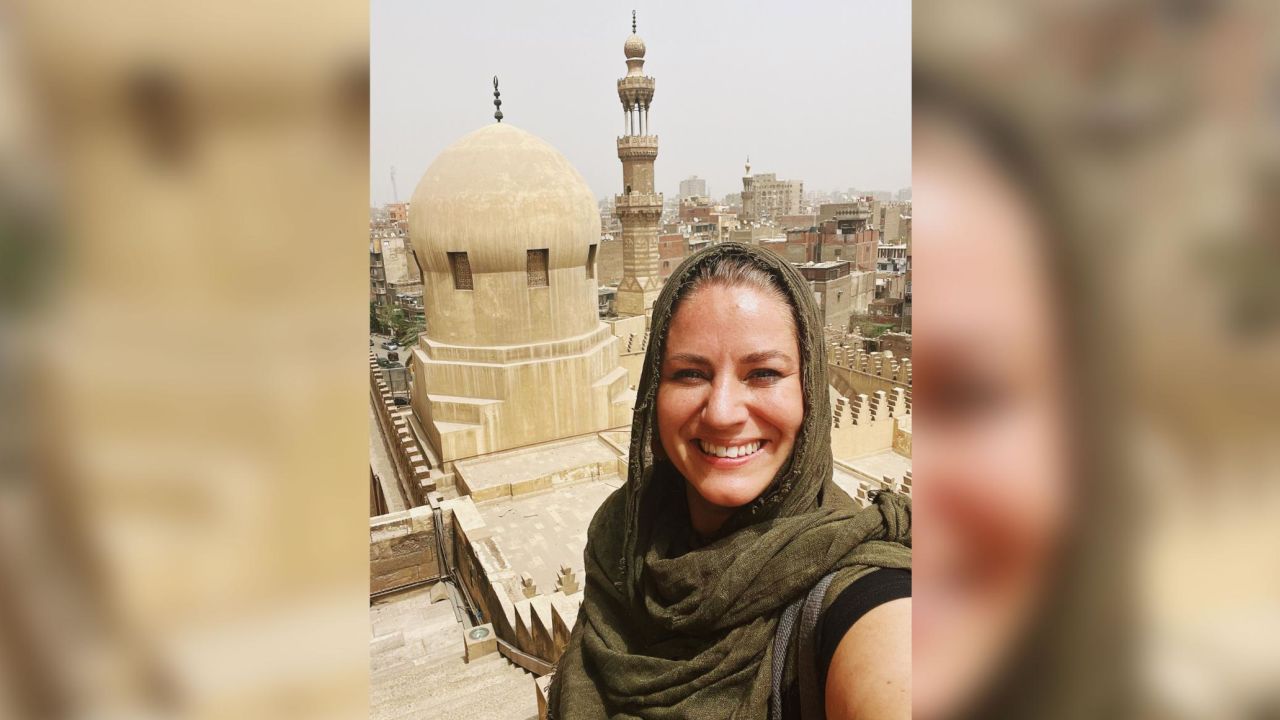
[688,475,772,511]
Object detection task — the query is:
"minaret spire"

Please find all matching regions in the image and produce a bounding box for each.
[632,9,636,33]
[492,76,503,123]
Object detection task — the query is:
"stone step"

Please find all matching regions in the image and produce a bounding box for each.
[375,657,535,720]
[371,645,500,703]
[372,654,528,719]
[371,651,504,707]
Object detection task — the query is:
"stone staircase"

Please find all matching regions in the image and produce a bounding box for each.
[371,586,538,720]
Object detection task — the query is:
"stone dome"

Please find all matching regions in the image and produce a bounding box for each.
[624,33,646,59]
[409,123,599,276]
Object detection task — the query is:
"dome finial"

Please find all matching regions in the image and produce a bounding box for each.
[492,76,503,123]
[632,9,636,33]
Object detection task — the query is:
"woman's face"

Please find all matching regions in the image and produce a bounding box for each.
[657,283,804,534]
[912,120,1073,719]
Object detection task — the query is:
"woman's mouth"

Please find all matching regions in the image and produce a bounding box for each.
[695,439,765,460]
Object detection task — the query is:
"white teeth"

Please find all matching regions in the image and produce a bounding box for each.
[698,440,761,458]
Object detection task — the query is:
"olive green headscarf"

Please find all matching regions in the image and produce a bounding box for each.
[547,243,910,719]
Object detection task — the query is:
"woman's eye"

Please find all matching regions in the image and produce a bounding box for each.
[671,369,707,381]
[748,368,782,382]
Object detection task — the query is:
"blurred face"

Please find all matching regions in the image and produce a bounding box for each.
[912,120,1072,719]
[657,284,804,536]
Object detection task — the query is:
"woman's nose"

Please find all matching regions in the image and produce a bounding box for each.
[703,376,749,427]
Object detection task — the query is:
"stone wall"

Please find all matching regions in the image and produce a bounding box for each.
[370,507,443,595]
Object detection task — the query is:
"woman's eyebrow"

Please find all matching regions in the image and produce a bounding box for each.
[667,352,711,367]
[741,350,791,364]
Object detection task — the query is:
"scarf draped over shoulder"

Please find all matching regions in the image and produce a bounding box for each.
[547,242,911,720]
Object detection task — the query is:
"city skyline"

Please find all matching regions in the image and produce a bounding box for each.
[371,0,911,206]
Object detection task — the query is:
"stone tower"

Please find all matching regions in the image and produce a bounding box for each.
[613,11,662,319]
[741,157,756,222]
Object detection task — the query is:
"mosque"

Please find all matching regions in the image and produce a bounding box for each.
[368,15,911,719]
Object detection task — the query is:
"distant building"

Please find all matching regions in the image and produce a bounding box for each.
[740,159,803,223]
[370,226,424,321]
[896,187,911,202]
[658,232,687,280]
[869,200,910,244]
[679,175,707,199]
[386,202,409,224]
[798,258,860,330]
[370,234,389,307]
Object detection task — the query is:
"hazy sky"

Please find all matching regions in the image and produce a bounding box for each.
[371,0,911,206]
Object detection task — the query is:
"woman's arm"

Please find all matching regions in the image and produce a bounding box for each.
[825,597,912,720]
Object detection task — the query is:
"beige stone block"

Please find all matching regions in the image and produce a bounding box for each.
[511,474,554,496]
[370,548,434,579]
[407,505,434,533]
[463,623,498,662]
[470,483,511,504]
[371,564,428,595]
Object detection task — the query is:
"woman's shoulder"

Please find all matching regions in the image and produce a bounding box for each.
[816,567,912,685]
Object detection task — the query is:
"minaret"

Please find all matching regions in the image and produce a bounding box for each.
[613,10,662,319]
[741,156,756,223]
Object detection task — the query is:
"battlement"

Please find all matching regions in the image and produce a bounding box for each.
[831,386,911,429]
[826,342,913,386]
[370,352,438,510]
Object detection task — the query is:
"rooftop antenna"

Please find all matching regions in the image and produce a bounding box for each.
[493,76,503,123]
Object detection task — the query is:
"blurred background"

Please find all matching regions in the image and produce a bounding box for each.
[0,1,369,718]
[0,0,1276,718]
[913,0,1280,718]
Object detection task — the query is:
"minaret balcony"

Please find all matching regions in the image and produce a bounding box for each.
[616,135,658,148]
[613,192,663,211]
[616,136,659,160]
[617,76,656,93]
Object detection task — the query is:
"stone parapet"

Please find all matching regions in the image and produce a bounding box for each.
[369,507,442,595]
[371,352,436,505]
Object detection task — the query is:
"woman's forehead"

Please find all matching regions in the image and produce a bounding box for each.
[664,284,800,359]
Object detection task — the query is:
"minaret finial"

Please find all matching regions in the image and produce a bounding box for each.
[492,76,503,123]
[632,10,636,33]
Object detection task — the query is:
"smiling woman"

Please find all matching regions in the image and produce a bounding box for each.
[546,243,912,720]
